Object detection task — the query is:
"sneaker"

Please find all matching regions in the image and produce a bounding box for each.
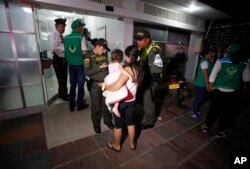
[191,112,200,119]
[216,131,226,138]
[201,124,209,133]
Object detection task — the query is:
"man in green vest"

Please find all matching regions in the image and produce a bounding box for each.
[202,44,248,138]
[84,38,114,133]
[64,19,89,111]
[135,29,164,129]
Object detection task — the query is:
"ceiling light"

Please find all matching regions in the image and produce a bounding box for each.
[187,3,199,12]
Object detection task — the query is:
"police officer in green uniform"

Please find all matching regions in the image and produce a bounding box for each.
[135,30,164,129]
[84,38,114,133]
[64,19,89,111]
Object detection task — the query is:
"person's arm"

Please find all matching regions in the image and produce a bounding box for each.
[105,67,131,91]
[200,61,210,91]
[81,37,88,55]
[48,33,64,57]
[209,60,221,89]
[243,63,250,82]
[84,57,108,76]
[119,65,133,81]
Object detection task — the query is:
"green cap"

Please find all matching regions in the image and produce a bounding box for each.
[71,19,85,29]
[226,44,240,53]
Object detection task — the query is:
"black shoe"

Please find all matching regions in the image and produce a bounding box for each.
[77,104,89,111]
[94,125,101,133]
[142,123,154,130]
[69,106,75,112]
[60,96,69,101]
[104,122,114,129]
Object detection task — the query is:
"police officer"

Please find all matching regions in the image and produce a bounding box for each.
[64,19,89,111]
[135,29,164,129]
[48,18,69,101]
[84,38,114,133]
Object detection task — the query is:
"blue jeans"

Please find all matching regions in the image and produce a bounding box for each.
[192,86,207,114]
[69,65,85,109]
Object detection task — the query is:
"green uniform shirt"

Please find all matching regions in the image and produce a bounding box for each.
[194,57,213,87]
[214,57,246,91]
[64,30,83,65]
[84,51,108,82]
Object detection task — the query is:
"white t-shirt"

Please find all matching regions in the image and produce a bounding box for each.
[81,36,87,51]
[200,60,208,69]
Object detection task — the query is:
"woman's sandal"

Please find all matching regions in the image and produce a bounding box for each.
[107,142,121,152]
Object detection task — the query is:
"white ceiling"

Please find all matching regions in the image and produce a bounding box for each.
[140,0,230,20]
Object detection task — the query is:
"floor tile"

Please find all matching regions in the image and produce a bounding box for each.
[164,120,186,134]
[18,122,44,140]
[139,130,166,148]
[178,161,203,169]
[22,135,47,156]
[168,106,187,115]
[81,150,114,169]
[153,125,176,140]
[122,138,150,157]
[49,142,78,167]
[93,130,113,148]
[104,146,134,167]
[169,131,207,156]
[57,160,82,169]
[21,151,51,169]
[153,143,185,168]
[118,160,142,169]
[135,150,167,169]
[73,136,100,157]
[192,142,229,169]
[0,141,20,163]
[174,114,197,128]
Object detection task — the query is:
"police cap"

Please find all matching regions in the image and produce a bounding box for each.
[95,38,110,52]
[54,18,66,25]
[135,29,150,40]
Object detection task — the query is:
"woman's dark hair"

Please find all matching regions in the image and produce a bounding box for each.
[200,48,213,57]
[111,49,123,63]
[124,45,144,85]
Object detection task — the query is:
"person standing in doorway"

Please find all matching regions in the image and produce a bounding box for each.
[48,18,69,101]
[84,38,114,133]
[135,30,164,129]
[64,19,89,111]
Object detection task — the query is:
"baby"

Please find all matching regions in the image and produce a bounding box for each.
[102,49,133,117]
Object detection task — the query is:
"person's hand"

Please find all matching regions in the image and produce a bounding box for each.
[97,82,103,87]
[100,63,108,69]
[207,84,213,91]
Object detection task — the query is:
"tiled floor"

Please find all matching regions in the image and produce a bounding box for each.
[1,85,250,169]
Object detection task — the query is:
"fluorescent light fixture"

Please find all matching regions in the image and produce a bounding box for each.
[22,7,32,13]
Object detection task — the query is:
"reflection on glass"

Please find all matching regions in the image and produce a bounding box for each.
[14,34,39,58]
[0,62,18,86]
[0,2,8,31]
[0,87,23,111]
[19,61,41,84]
[0,33,14,59]
[9,2,34,32]
[23,84,44,107]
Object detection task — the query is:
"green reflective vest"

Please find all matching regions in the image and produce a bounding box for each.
[64,30,83,65]
[194,57,214,87]
[214,57,246,91]
[141,42,161,64]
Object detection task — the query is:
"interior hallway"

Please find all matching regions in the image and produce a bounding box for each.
[1,84,250,169]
